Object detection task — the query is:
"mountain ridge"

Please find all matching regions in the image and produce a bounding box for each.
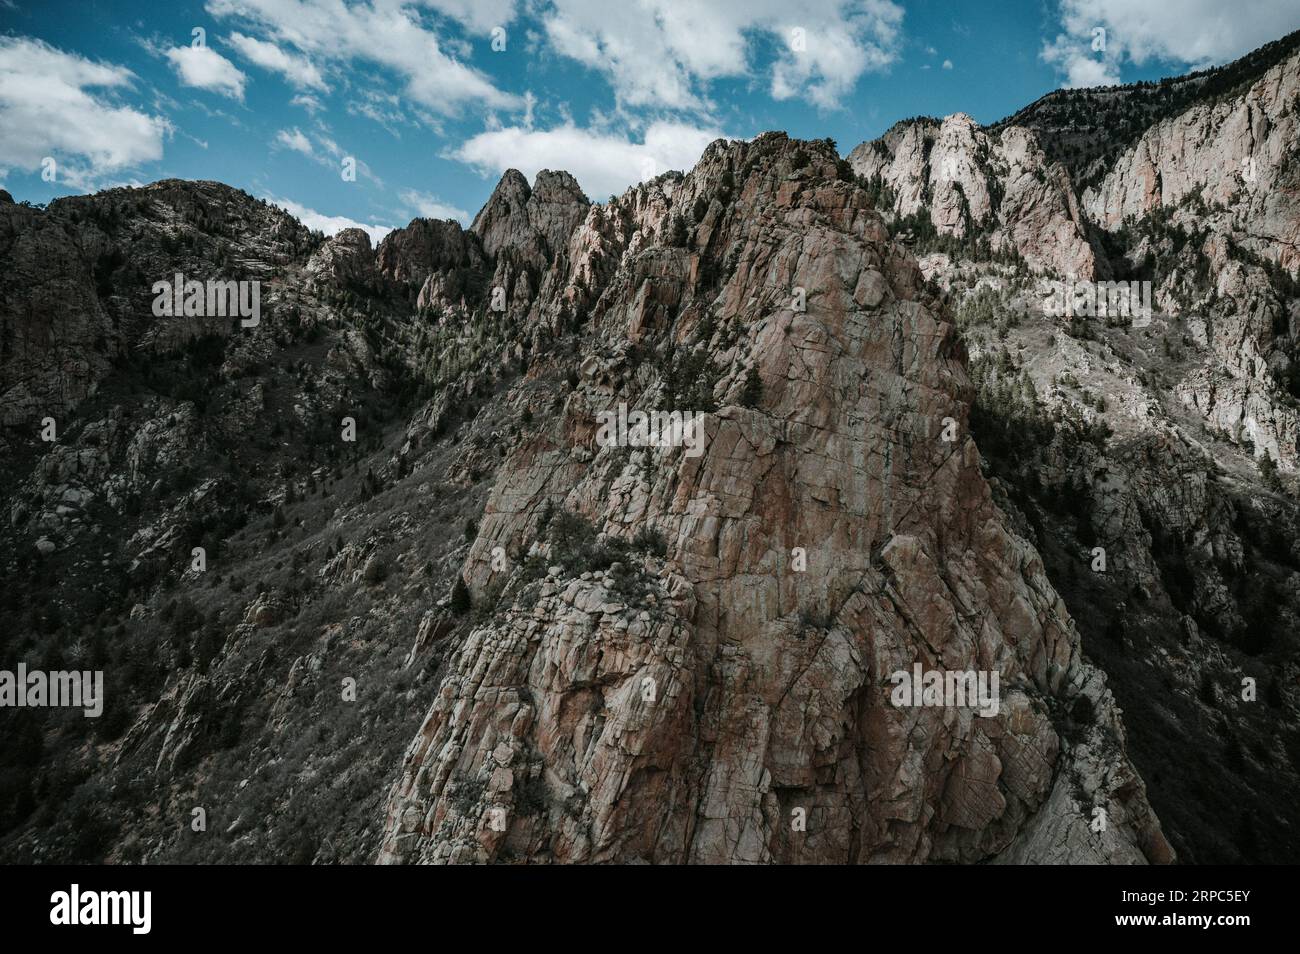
[3,39,1299,864]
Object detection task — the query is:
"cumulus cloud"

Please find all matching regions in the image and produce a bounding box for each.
[267,194,393,244]
[165,43,248,99]
[450,120,729,199]
[1042,0,1300,88]
[228,31,327,90]
[0,36,169,188]
[399,188,469,223]
[542,0,904,111]
[1041,34,1121,87]
[206,0,521,116]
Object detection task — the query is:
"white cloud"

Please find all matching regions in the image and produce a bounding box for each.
[0,36,169,188]
[1041,35,1121,87]
[228,31,327,90]
[422,0,519,33]
[347,88,416,135]
[206,0,521,116]
[399,188,470,223]
[451,120,728,199]
[542,0,904,111]
[290,93,324,113]
[165,43,248,99]
[942,59,953,70]
[267,194,393,244]
[268,126,380,185]
[1042,0,1300,88]
[274,127,314,155]
[315,133,344,158]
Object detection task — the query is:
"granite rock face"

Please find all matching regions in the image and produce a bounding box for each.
[306,228,376,289]
[1083,47,1300,269]
[0,180,314,428]
[471,168,590,268]
[849,48,1300,472]
[1082,48,1300,469]
[848,113,1097,278]
[0,196,115,426]
[376,135,1169,865]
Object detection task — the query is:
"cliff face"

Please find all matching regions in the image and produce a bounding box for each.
[853,48,1300,470]
[0,181,313,426]
[375,134,1168,864]
[5,39,1300,866]
[848,43,1300,864]
[1082,48,1300,470]
[847,114,1097,278]
[1083,48,1300,262]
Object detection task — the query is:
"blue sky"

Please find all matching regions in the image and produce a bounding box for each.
[3,0,1299,242]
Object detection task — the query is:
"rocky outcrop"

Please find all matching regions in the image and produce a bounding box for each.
[372,217,487,313]
[1080,50,1300,468]
[377,134,1169,865]
[996,128,1098,280]
[457,168,593,320]
[0,180,313,428]
[306,227,376,289]
[848,114,1097,277]
[376,218,485,288]
[1083,48,1300,275]
[365,169,590,318]
[471,168,590,269]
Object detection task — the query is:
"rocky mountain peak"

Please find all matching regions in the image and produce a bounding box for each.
[530,169,584,202]
[469,167,531,250]
[525,169,590,258]
[370,126,1171,865]
[306,227,374,289]
[471,167,590,268]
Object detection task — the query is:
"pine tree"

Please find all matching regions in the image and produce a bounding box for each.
[450,576,472,615]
